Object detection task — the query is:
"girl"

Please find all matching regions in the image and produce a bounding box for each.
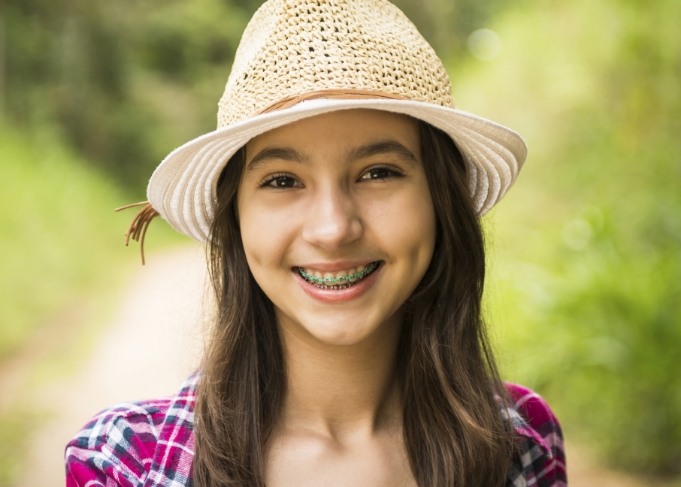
[66,0,566,485]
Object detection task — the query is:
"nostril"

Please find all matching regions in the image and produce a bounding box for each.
[301,208,363,247]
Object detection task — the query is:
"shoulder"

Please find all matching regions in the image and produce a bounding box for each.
[65,375,197,487]
[65,399,171,486]
[504,383,567,486]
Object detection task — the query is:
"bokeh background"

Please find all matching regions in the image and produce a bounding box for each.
[1,0,680,485]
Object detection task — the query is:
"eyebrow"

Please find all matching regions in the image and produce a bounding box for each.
[245,139,418,171]
[246,147,309,171]
[346,140,418,165]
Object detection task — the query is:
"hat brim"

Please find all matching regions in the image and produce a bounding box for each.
[148,98,527,242]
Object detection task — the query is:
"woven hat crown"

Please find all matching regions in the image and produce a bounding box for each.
[218,0,454,127]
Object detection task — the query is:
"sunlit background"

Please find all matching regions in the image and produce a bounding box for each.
[2,0,680,485]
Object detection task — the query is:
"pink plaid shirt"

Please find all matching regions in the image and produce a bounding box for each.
[65,375,566,486]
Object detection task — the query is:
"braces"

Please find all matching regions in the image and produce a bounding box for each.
[298,261,380,286]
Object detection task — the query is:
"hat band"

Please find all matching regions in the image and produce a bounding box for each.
[260,89,409,114]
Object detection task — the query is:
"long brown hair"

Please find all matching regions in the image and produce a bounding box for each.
[192,120,514,486]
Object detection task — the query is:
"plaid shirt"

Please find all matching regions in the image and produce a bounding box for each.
[65,376,566,486]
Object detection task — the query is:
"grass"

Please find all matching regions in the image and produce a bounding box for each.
[0,121,187,361]
[0,120,186,485]
[1,123,123,359]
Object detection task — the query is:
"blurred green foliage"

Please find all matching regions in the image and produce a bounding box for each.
[0,123,126,486]
[0,121,183,486]
[0,123,128,360]
[472,0,681,478]
[1,0,680,481]
[0,407,38,486]
[1,0,496,193]
[2,0,251,191]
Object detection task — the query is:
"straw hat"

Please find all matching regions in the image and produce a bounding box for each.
[127,0,527,247]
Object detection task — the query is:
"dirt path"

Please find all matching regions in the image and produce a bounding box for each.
[18,245,207,487]
[16,245,651,486]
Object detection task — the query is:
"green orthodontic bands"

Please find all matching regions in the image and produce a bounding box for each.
[298,261,379,286]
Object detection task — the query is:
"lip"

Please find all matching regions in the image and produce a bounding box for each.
[293,260,378,273]
[293,260,383,303]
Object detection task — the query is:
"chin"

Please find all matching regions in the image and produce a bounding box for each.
[291,310,400,349]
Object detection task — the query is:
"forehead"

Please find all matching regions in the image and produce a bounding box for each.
[245,109,419,157]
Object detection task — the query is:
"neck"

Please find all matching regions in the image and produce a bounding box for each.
[277,321,403,440]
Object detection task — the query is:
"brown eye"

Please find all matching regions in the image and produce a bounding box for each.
[261,174,302,189]
[359,166,404,181]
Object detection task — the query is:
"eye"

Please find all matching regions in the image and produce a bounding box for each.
[260,173,302,189]
[359,166,404,182]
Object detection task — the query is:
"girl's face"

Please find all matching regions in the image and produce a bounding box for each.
[237,109,436,348]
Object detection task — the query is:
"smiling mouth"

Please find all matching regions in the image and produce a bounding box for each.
[296,261,382,289]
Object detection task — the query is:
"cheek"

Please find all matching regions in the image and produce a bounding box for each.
[407,201,437,267]
[238,200,292,268]
[368,187,437,261]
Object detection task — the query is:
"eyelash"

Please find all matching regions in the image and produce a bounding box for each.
[259,173,301,189]
[358,166,404,181]
[258,166,404,189]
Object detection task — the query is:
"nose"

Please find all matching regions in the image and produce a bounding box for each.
[301,185,363,250]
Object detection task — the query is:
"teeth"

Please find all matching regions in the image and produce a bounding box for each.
[304,266,361,281]
[298,262,379,287]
